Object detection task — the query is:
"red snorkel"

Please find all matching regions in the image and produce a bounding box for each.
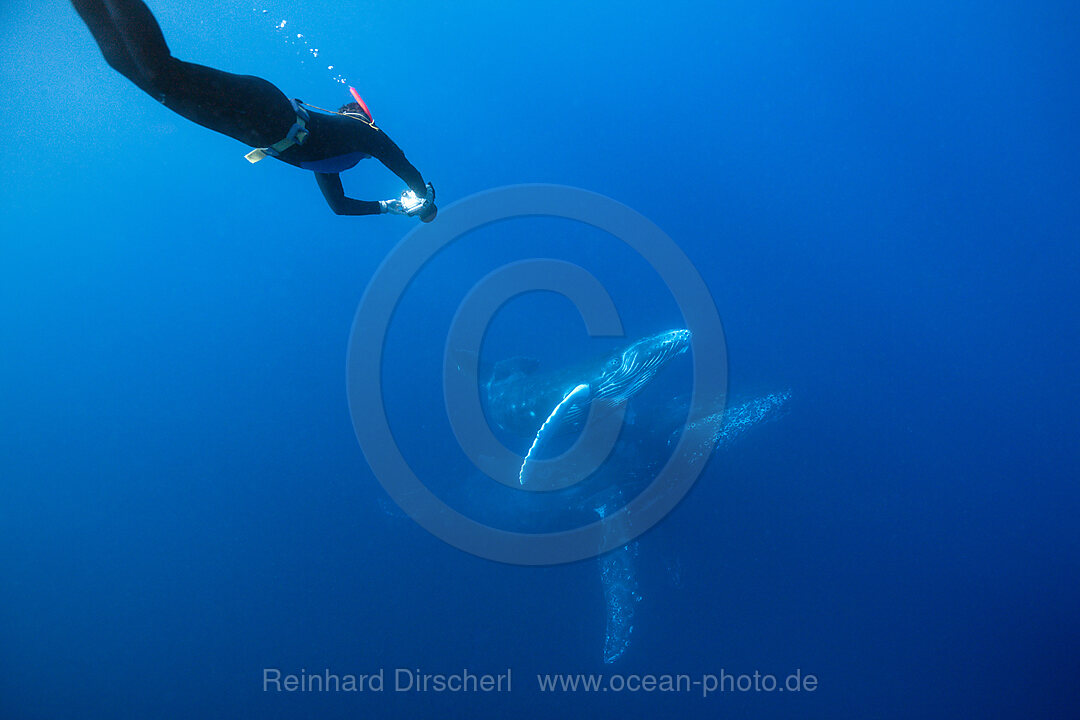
[348,86,373,121]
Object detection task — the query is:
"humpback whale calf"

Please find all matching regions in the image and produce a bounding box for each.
[480,329,692,485]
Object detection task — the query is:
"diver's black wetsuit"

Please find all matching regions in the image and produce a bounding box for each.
[71,0,429,216]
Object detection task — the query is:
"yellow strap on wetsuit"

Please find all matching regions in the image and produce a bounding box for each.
[245,99,310,164]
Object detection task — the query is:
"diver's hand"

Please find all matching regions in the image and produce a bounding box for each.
[379,198,408,215]
[382,184,436,219]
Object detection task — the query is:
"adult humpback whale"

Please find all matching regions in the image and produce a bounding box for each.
[480,329,692,485]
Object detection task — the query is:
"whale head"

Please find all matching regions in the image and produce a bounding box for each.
[594,329,691,403]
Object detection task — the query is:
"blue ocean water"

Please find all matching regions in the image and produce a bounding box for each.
[2,0,1078,717]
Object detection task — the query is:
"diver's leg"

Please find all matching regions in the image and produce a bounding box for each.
[97,0,172,86]
[156,60,296,148]
[70,0,154,93]
[77,0,295,147]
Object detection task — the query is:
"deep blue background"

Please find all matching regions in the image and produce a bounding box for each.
[2,0,1078,717]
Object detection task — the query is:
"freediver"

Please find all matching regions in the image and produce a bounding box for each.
[70,0,437,221]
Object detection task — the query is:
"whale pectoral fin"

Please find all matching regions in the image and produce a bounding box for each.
[520,383,591,486]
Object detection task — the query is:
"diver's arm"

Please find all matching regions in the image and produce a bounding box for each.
[314,172,383,216]
[365,128,427,196]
